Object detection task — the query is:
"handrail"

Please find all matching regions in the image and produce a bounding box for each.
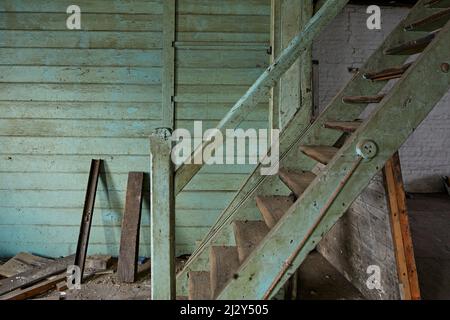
[174,0,350,195]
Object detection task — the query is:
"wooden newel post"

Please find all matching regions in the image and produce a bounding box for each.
[150,128,175,300]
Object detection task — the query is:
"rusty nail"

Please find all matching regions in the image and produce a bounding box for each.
[441,63,449,73]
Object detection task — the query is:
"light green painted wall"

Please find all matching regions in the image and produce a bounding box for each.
[0,0,270,258]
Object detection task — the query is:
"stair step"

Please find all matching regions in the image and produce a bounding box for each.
[384,30,440,55]
[363,63,412,81]
[210,246,240,298]
[233,221,269,263]
[405,8,450,31]
[188,271,211,300]
[278,169,316,197]
[425,0,450,8]
[324,121,362,133]
[342,95,385,104]
[255,195,295,228]
[299,146,339,165]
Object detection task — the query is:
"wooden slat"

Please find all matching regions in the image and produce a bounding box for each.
[0,255,74,296]
[324,121,363,133]
[363,63,412,81]
[255,195,295,228]
[278,169,316,197]
[299,146,339,165]
[0,274,66,301]
[209,246,240,298]
[233,221,269,263]
[425,0,450,8]
[383,153,421,300]
[117,172,144,283]
[162,0,175,129]
[188,271,211,300]
[150,131,175,300]
[342,94,385,104]
[384,30,440,55]
[404,8,450,31]
[74,159,101,279]
[0,253,52,278]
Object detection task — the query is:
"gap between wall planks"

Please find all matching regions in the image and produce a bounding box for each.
[117,172,144,283]
[162,0,176,129]
[384,152,421,300]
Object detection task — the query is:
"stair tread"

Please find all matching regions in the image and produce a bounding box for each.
[299,145,339,165]
[233,221,269,263]
[278,169,316,197]
[255,195,295,228]
[384,30,440,55]
[363,63,412,81]
[342,94,385,104]
[324,121,362,133]
[188,271,211,300]
[210,246,240,298]
[405,8,450,31]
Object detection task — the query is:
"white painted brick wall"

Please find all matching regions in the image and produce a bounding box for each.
[313,5,450,193]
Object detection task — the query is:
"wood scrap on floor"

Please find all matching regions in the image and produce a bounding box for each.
[85,255,112,271]
[0,252,52,278]
[0,255,74,297]
[0,273,66,300]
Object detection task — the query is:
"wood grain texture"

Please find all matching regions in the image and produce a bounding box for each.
[118,172,144,283]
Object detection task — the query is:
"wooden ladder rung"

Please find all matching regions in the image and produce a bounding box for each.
[363,63,412,81]
[255,195,295,229]
[342,94,385,104]
[384,30,440,55]
[278,169,316,198]
[404,8,450,31]
[299,145,339,165]
[233,221,269,263]
[324,120,363,133]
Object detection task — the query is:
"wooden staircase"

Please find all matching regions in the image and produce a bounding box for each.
[176,0,450,300]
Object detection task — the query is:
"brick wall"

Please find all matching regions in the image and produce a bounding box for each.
[313,5,450,193]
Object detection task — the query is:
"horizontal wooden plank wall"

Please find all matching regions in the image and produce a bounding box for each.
[174,0,271,252]
[0,0,271,258]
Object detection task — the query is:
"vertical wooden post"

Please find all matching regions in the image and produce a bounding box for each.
[269,0,281,138]
[150,128,175,300]
[162,0,176,129]
[118,172,144,283]
[384,152,421,300]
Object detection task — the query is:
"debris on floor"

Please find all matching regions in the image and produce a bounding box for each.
[0,252,52,278]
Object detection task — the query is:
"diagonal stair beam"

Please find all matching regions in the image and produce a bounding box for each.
[217,19,450,300]
[174,0,349,195]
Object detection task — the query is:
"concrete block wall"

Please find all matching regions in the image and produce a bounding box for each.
[313,5,450,193]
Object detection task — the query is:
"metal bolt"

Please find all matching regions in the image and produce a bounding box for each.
[441,63,449,73]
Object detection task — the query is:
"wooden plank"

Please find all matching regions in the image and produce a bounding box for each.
[383,153,421,300]
[255,195,295,228]
[150,129,175,300]
[278,169,316,198]
[299,145,339,165]
[162,0,175,129]
[0,253,52,278]
[0,255,74,296]
[118,172,144,283]
[74,160,101,279]
[0,274,66,301]
[269,0,281,134]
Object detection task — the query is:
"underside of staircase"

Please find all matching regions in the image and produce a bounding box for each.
[176,0,450,300]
